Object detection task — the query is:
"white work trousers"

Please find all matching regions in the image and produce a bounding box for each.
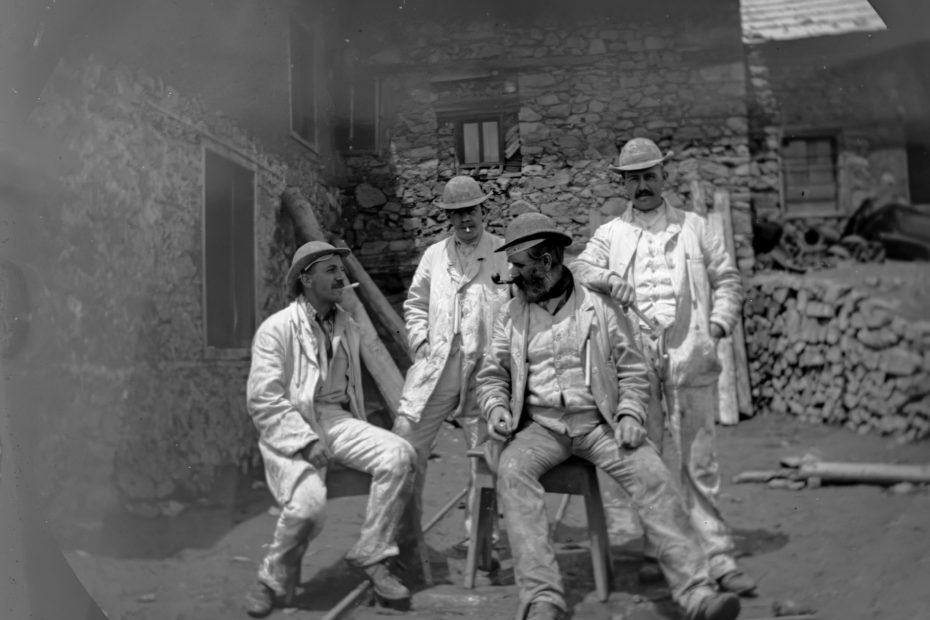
[257,408,415,598]
[601,333,738,579]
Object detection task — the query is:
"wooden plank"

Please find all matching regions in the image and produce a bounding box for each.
[713,189,754,417]
[707,209,740,425]
[281,187,404,419]
[798,461,930,485]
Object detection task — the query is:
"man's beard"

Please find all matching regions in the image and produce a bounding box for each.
[516,272,551,303]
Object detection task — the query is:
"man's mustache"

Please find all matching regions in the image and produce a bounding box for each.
[635,189,654,198]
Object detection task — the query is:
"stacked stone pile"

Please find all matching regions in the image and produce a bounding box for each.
[745,272,930,441]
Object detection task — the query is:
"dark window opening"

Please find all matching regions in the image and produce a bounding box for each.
[782,135,838,217]
[204,150,255,349]
[335,79,380,153]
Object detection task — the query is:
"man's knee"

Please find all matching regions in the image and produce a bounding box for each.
[287,478,327,523]
[496,449,530,489]
[378,436,416,473]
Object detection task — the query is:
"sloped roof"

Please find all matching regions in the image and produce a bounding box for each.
[741,0,887,43]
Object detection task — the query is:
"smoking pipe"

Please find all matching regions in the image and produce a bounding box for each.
[491,272,518,285]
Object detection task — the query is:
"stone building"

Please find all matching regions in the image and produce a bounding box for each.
[743,0,930,223]
[334,0,756,286]
[2,0,759,529]
[9,0,926,531]
[2,0,351,526]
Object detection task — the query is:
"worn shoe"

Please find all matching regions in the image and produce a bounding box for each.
[526,600,563,620]
[638,557,666,584]
[717,569,758,596]
[363,561,411,602]
[244,582,275,618]
[688,591,741,620]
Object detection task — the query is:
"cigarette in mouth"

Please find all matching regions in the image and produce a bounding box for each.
[465,226,472,232]
[340,282,361,290]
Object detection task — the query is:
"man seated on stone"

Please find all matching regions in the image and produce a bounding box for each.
[476,213,740,620]
[244,241,416,617]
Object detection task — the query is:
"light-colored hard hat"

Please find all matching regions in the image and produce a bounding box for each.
[609,138,673,172]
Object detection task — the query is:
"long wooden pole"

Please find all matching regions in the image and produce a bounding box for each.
[798,461,930,485]
[333,238,410,359]
[713,190,754,416]
[707,209,740,426]
[281,187,404,419]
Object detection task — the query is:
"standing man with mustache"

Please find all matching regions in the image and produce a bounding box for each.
[571,138,756,596]
[393,176,510,579]
[244,241,416,617]
[477,212,740,620]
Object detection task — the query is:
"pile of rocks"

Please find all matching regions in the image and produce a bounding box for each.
[745,272,930,441]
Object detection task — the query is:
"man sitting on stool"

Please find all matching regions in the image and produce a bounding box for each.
[244,241,416,617]
[476,213,740,620]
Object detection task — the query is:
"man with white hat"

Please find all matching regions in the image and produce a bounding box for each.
[393,175,510,577]
[571,138,755,596]
[244,241,416,617]
[477,212,740,620]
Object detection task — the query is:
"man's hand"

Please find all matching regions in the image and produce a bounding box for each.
[392,415,413,438]
[614,416,646,449]
[709,322,725,342]
[608,273,635,307]
[415,341,430,361]
[300,440,331,469]
[488,406,514,441]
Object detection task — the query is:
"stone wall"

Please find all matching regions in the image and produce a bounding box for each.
[336,1,754,284]
[22,51,337,525]
[746,41,918,222]
[745,272,930,441]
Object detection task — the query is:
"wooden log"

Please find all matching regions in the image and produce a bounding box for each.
[714,191,753,416]
[708,209,739,425]
[732,469,797,484]
[798,461,930,485]
[333,239,410,360]
[281,187,405,419]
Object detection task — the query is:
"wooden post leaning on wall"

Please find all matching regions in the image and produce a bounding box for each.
[708,208,741,426]
[281,187,405,419]
[713,189,754,418]
[694,180,738,424]
[333,239,410,361]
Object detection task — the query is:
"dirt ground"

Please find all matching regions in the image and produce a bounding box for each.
[59,413,930,620]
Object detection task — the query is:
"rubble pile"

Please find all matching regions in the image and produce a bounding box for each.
[745,273,930,441]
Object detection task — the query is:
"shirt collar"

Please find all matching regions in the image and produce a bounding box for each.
[631,202,669,232]
[453,229,483,250]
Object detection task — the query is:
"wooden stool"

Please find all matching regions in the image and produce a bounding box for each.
[464,451,612,601]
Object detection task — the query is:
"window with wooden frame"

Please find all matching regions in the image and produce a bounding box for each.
[203,148,255,351]
[782,135,839,217]
[459,115,502,166]
[440,111,521,173]
[335,78,380,154]
[289,18,319,151]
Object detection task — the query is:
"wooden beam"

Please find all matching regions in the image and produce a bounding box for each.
[281,187,404,418]
[333,239,410,359]
[798,461,930,485]
[713,190,754,417]
[707,206,740,426]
